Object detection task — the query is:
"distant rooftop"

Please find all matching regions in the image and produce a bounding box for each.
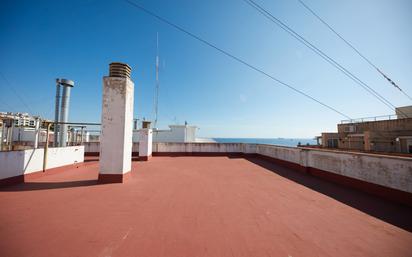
[341,105,412,124]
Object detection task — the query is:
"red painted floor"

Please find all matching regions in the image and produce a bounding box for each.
[1,156,412,257]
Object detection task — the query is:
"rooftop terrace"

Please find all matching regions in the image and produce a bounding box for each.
[1,155,411,257]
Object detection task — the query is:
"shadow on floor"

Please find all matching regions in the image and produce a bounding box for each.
[84,157,99,162]
[246,156,412,233]
[0,180,99,192]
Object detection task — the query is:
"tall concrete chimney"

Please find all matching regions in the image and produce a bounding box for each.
[99,62,134,183]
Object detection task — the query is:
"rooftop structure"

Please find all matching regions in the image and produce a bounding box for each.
[317,106,412,154]
[0,112,40,127]
[1,62,412,257]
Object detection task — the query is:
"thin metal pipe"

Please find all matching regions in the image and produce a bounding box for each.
[9,119,14,151]
[57,122,101,125]
[54,80,61,147]
[43,123,52,171]
[34,118,40,148]
[59,85,72,147]
[0,119,4,151]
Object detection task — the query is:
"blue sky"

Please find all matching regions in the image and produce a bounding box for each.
[1,0,411,138]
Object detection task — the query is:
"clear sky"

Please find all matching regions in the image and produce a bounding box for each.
[1,0,411,138]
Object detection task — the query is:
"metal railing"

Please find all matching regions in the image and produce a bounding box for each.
[341,114,397,124]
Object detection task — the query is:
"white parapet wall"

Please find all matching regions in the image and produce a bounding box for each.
[84,142,139,154]
[304,148,412,194]
[153,142,245,153]
[84,142,100,154]
[250,144,412,194]
[82,141,412,194]
[0,146,84,180]
[255,144,302,165]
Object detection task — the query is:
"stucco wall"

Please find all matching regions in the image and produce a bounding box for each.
[153,142,244,153]
[84,142,139,154]
[0,146,84,180]
[306,148,412,193]
[255,144,302,165]
[100,76,134,175]
[82,141,412,194]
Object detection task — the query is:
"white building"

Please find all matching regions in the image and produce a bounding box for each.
[133,125,198,143]
[0,112,39,127]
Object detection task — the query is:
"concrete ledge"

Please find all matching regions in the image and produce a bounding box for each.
[153,152,245,157]
[98,171,131,184]
[85,152,140,157]
[256,154,412,207]
[138,155,151,161]
[85,152,100,156]
[307,166,412,207]
[0,162,84,187]
[258,154,308,173]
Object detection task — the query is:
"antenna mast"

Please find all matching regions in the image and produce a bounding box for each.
[153,32,160,128]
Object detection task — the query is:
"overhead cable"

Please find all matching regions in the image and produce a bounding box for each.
[122,0,352,119]
[297,0,412,101]
[243,0,400,113]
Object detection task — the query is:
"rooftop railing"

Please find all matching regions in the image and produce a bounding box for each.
[341,114,397,124]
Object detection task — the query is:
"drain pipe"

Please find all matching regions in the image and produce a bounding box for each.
[0,119,4,151]
[9,118,14,151]
[34,118,40,149]
[54,79,61,147]
[43,122,52,171]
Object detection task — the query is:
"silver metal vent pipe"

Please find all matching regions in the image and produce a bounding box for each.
[54,79,74,147]
[54,79,61,147]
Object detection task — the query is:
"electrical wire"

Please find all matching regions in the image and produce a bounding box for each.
[0,94,13,110]
[0,72,34,114]
[243,0,401,114]
[122,0,352,119]
[297,0,412,101]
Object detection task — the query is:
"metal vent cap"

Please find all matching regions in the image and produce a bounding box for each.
[109,62,132,79]
[56,78,74,87]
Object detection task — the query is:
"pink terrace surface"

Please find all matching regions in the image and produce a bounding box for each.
[1,156,411,257]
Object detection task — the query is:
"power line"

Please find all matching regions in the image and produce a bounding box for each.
[297,0,412,101]
[122,0,352,119]
[0,92,14,110]
[0,72,34,114]
[0,99,13,110]
[243,0,399,113]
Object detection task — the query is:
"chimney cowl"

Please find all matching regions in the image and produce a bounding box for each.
[109,62,132,79]
[56,78,74,87]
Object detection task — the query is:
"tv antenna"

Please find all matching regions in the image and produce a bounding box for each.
[153,32,160,128]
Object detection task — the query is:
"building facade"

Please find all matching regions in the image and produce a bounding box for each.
[337,118,412,153]
[318,106,412,154]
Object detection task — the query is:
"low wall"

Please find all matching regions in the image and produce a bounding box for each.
[153,142,245,154]
[306,149,412,194]
[253,144,412,194]
[84,142,139,155]
[82,141,412,204]
[0,146,84,184]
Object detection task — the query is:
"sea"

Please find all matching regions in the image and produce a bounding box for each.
[212,138,317,147]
